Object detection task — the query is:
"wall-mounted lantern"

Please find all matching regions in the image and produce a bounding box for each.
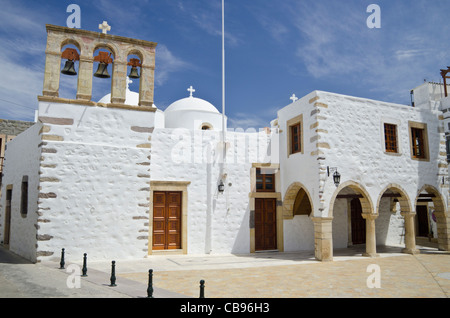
[327,166,341,187]
[218,180,225,193]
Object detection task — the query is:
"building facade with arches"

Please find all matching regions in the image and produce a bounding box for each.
[275,86,450,261]
[1,25,449,263]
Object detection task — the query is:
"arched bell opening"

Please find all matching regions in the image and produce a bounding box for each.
[59,43,80,99]
[126,54,142,94]
[92,46,114,103]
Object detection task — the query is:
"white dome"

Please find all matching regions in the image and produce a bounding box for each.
[98,89,139,106]
[165,96,219,114]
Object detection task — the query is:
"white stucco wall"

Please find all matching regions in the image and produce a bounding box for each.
[277,92,320,204]
[35,101,155,262]
[283,215,315,251]
[314,91,447,217]
[150,128,268,254]
[0,123,42,262]
[165,110,226,131]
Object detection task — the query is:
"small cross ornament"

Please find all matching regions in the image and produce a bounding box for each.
[187,86,195,97]
[290,94,298,103]
[99,21,111,34]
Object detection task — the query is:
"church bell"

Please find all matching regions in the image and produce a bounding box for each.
[128,66,140,79]
[61,60,77,76]
[94,62,111,78]
[127,58,142,79]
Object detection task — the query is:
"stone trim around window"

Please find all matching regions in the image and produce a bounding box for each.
[408,121,429,162]
[286,114,304,157]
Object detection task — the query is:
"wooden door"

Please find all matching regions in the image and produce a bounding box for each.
[255,198,277,251]
[351,198,366,245]
[153,191,182,250]
[3,189,12,248]
[416,205,429,237]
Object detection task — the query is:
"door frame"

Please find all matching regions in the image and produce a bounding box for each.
[149,181,190,255]
[249,163,283,253]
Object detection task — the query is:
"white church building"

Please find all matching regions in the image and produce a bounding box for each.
[1,24,449,263]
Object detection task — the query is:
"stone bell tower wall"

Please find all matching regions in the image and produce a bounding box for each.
[41,24,157,108]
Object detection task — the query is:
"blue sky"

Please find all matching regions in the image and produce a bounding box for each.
[0,0,449,129]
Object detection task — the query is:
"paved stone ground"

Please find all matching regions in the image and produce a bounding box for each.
[120,251,450,298]
[1,245,449,298]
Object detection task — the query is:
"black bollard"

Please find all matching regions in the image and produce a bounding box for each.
[109,261,117,287]
[59,248,65,269]
[81,253,88,277]
[199,280,205,298]
[147,269,153,298]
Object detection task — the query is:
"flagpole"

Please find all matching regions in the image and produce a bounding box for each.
[222,0,226,152]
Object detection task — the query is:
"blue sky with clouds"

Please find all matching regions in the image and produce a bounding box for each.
[1,0,449,129]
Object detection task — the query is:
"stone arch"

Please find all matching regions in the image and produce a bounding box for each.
[328,180,374,218]
[376,183,418,254]
[415,184,447,215]
[283,182,314,219]
[93,43,118,60]
[126,48,144,63]
[415,184,449,251]
[376,183,412,214]
[60,38,81,52]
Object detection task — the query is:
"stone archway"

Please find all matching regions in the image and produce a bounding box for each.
[282,182,316,257]
[415,185,450,251]
[329,181,378,258]
[376,184,418,254]
[283,182,314,219]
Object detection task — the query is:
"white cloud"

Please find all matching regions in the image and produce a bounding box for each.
[155,44,192,86]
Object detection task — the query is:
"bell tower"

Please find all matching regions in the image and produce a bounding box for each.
[40,23,157,108]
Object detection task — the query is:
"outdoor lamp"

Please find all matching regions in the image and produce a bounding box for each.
[333,170,341,187]
[218,180,225,193]
[327,166,341,187]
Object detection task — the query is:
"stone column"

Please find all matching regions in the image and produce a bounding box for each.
[401,211,420,255]
[42,50,61,97]
[110,60,127,104]
[437,214,450,251]
[76,55,94,101]
[139,64,155,107]
[312,217,333,262]
[362,213,379,257]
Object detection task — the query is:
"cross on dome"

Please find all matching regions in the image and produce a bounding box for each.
[290,94,298,103]
[187,85,195,97]
[99,21,111,34]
